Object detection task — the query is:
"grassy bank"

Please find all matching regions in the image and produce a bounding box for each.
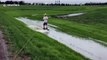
[5,5,106,43]
[53,7,107,43]
[0,5,107,60]
[0,6,88,60]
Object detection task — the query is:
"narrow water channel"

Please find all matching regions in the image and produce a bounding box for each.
[16,17,107,60]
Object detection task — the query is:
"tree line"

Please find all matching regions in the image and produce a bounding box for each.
[85,2,107,5]
[0,1,107,6]
[0,1,25,5]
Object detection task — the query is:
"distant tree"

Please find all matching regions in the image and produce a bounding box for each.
[85,2,107,6]
[32,3,35,5]
[19,1,25,5]
[14,1,18,4]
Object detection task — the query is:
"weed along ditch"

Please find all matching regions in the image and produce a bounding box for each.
[16,17,107,60]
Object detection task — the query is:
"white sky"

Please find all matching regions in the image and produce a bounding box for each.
[1,0,107,4]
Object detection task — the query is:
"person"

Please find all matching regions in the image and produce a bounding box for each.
[43,13,49,30]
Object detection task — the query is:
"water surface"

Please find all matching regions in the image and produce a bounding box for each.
[57,13,84,18]
[16,17,107,60]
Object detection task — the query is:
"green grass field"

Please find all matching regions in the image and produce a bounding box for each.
[0,5,107,60]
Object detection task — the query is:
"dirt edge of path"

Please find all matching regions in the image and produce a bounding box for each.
[0,31,9,60]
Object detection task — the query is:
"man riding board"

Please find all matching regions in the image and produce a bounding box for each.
[43,13,49,30]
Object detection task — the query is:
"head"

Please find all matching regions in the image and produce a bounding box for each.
[44,15,47,16]
[44,13,47,16]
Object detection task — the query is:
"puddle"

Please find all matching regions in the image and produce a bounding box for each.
[57,13,84,18]
[67,13,84,17]
[16,17,107,60]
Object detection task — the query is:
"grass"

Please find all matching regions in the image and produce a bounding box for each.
[49,17,107,42]
[0,5,89,60]
[56,7,107,42]
[0,5,107,60]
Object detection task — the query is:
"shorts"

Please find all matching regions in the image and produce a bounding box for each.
[43,22,48,25]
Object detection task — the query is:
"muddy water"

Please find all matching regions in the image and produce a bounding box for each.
[16,17,107,60]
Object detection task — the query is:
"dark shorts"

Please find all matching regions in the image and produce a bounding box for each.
[43,22,48,25]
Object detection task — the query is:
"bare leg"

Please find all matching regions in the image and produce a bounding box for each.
[46,25,48,29]
[43,24,45,30]
[46,25,49,30]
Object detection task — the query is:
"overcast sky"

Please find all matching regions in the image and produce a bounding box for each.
[1,0,107,4]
